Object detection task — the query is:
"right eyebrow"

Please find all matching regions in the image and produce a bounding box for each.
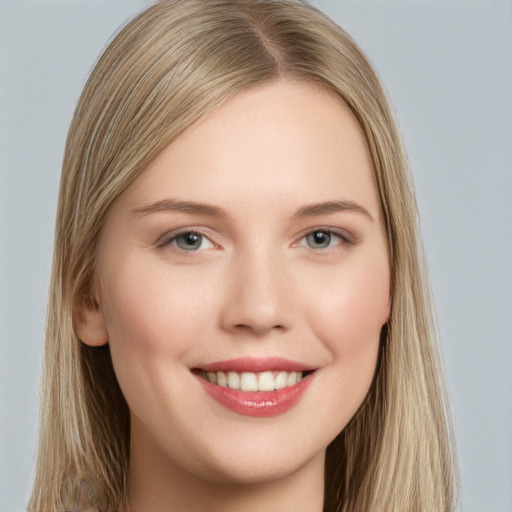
[131,198,228,217]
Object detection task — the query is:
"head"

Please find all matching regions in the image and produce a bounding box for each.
[30,1,456,511]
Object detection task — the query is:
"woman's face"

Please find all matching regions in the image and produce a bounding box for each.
[80,81,390,486]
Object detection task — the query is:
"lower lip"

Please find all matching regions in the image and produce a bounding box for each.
[196,373,314,417]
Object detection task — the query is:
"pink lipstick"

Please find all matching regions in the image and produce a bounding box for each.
[193,357,315,417]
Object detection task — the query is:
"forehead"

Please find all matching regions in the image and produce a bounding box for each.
[119,80,379,221]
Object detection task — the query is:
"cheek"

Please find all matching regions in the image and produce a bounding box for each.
[98,258,215,395]
[305,255,390,352]
[301,254,389,423]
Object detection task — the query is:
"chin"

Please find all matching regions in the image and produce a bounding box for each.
[199,451,320,486]
[180,425,328,487]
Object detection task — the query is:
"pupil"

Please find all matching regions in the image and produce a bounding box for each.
[309,231,330,248]
[178,232,201,250]
[185,233,199,245]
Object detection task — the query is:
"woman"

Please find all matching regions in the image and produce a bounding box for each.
[29,1,457,511]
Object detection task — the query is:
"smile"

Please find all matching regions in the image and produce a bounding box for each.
[193,358,316,417]
[200,370,305,391]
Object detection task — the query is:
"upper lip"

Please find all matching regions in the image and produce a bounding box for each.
[194,357,317,373]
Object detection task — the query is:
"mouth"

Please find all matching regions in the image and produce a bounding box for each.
[191,358,316,417]
[195,369,314,392]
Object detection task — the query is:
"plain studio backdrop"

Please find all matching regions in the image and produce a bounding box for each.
[0,1,511,511]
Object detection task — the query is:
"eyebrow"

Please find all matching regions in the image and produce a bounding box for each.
[293,200,374,223]
[132,199,227,217]
[132,198,374,222]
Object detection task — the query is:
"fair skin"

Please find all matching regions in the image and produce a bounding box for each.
[77,80,390,512]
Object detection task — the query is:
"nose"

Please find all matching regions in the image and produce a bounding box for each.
[219,249,291,337]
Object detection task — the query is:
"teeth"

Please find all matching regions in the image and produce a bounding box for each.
[217,371,228,387]
[240,372,258,391]
[258,371,275,391]
[286,371,298,387]
[227,371,240,389]
[274,371,288,390]
[202,370,304,391]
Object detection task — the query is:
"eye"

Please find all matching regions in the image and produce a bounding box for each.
[165,231,214,251]
[299,229,350,250]
[305,230,334,249]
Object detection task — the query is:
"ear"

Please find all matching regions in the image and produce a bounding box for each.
[74,289,109,347]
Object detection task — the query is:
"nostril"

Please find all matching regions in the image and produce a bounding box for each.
[232,323,285,335]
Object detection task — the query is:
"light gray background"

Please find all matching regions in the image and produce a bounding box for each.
[1,1,511,511]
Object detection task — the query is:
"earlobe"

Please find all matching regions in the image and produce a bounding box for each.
[74,292,109,347]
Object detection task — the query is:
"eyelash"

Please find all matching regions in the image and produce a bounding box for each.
[157,227,354,253]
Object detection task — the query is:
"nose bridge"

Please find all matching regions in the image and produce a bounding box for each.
[221,243,290,335]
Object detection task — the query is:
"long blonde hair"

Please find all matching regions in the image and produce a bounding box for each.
[29,1,457,511]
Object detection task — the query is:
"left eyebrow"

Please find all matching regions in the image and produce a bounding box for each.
[293,200,374,223]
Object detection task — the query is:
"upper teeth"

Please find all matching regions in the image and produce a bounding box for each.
[202,370,304,391]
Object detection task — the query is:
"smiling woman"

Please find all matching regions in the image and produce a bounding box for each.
[79,83,390,507]
[28,1,457,512]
